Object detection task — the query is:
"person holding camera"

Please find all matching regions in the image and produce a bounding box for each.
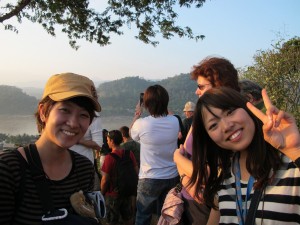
[130,85,180,225]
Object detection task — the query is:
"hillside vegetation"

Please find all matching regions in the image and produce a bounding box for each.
[0,74,198,116]
[97,74,198,116]
[0,85,38,115]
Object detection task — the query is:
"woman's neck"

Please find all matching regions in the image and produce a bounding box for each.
[239,151,250,181]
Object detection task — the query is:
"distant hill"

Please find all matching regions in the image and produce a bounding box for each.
[0,74,198,116]
[22,87,43,99]
[0,85,38,115]
[97,74,198,116]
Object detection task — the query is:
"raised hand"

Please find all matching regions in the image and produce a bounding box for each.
[246,89,300,159]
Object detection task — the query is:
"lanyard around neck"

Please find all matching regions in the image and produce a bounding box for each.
[233,152,254,225]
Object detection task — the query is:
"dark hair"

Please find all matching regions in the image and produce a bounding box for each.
[190,87,281,208]
[120,126,130,138]
[191,57,240,92]
[107,130,123,145]
[35,96,96,133]
[144,84,169,117]
[239,79,263,102]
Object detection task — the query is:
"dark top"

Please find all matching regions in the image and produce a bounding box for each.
[0,149,94,225]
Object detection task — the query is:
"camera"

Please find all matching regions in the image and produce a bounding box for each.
[139,93,144,106]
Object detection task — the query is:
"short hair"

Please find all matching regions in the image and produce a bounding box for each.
[107,130,123,145]
[239,79,262,101]
[34,96,96,134]
[120,126,130,138]
[191,56,240,92]
[144,84,169,117]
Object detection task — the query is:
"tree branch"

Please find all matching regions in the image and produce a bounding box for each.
[0,0,32,23]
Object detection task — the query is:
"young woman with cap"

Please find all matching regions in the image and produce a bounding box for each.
[0,73,101,224]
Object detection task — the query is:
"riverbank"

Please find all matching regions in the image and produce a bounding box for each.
[0,115,133,135]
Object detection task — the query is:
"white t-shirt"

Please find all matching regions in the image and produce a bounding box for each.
[70,115,103,163]
[131,115,179,179]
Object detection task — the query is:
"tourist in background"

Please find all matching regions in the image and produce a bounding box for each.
[182,101,195,142]
[239,79,265,112]
[99,128,111,176]
[120,125,141,168]
[131,84,180,225]
[101,130,138,225]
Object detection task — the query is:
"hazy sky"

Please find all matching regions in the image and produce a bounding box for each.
[0,0,299,88]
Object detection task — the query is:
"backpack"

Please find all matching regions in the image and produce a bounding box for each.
[110,150,138,197]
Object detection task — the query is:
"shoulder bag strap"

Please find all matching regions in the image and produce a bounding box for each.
[24,144,55,213]
[110,152,120,161]
[245,186,265,225]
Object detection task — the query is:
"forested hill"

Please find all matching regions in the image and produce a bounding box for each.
[0,74,198,116]
[97,74,198,116]
[0,85,38,115]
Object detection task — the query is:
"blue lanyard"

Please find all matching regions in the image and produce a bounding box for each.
[233,153,254,225]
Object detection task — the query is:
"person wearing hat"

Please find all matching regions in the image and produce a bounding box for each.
[0,73,101,224]
[182,101,195,143]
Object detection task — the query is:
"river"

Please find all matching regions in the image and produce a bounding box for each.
[0,115,133,135]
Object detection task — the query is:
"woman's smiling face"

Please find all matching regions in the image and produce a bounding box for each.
[202,106,255,152]
[41,100,91,149]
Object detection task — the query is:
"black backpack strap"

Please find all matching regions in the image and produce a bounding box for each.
[111,150,130,160]
[24,144,55,213]
[245,185,265,225]
[110,152,120,161]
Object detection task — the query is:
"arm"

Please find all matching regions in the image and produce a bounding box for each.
[78,117,103,151]
[100,172,110,196]
[78,139,101,151]
[130,101,142,129]
[174,147,193,177]
[247,89,300,162]
[206,208,220,225]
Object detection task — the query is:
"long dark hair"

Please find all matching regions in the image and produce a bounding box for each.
[190,87,281,208]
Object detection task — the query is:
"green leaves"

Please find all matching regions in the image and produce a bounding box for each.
[242,37,300,127]
[0,0,206,49]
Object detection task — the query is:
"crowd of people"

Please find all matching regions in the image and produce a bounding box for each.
[0,56,299,225]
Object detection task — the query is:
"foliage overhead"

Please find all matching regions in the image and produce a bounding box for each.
[241,37,300,127]
[0,0,206,49]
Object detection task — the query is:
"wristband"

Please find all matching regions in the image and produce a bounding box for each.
[294,157,300,168]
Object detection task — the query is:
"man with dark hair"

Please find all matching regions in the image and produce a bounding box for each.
[101,130,138,225]
[120,126,141,167]
[239,79,264,111]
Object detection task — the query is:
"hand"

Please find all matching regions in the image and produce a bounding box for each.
[135,101,143,117]
[246,89,300,159]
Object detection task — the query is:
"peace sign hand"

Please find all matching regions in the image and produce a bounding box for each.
[246,89,300,160]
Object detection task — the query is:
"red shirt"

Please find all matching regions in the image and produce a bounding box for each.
[101,149,137,197]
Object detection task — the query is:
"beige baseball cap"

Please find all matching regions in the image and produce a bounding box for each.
[183,101,195,112]
[42,73,101,112]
